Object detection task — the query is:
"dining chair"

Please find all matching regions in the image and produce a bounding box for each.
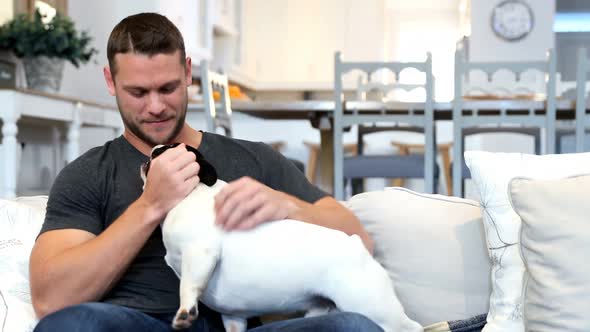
[454,126,541,196]
[553,47,590,154]
[452,46,557,197]
[348,124,441,196]
[353,76,452,195]
[200,60,233,137]
[200,60,305,173]
[333,52,436,200]
[575,47,590,152]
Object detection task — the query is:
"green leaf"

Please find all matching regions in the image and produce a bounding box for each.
[0,8,97,66]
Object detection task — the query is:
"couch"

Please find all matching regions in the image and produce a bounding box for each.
[2,151,589,332]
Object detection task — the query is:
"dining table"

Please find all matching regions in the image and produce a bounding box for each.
[0,88,123,198]
[188,98,582,195]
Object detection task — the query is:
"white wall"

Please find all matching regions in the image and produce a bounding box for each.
[60,0,161,105]
[470,0,555,61]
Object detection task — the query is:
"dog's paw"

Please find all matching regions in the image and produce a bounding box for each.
[172,306,198,330]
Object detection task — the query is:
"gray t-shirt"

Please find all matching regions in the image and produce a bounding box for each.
[39,132,327,313]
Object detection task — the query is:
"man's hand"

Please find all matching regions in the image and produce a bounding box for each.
[214,177,298,231]
[141,144,200,220]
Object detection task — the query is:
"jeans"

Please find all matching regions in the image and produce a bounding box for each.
[33,302,384,332]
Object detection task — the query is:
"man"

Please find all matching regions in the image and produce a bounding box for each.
[30,12,378,332]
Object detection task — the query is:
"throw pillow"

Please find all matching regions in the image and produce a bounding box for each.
[509,174,590,331]
[344,187,491,326]
[0,196,48,332]
[464,151,590,332]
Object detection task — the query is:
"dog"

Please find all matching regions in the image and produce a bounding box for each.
[141,143,423,332]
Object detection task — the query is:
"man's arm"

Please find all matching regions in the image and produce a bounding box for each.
[214,177,374,253]
[29,144,200,319]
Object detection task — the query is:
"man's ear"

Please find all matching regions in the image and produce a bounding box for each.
[185,57,192,86]
[104,65,116,96]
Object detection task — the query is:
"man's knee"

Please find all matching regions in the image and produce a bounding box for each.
[34,302,123,332]
[327,312,384,332]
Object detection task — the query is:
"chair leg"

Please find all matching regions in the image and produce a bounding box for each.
[391,146,410,187]
[440,145,452,196]
[304,142,319,184]
[351,178,364,195]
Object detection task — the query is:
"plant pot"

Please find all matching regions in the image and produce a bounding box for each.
[22,56,64,93]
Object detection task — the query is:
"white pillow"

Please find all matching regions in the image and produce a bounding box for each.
[464,151,590,332]
[344,187,491,326]
[509,175,590,331]
[0,196,48,332]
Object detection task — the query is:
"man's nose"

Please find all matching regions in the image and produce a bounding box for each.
[147,92,166,115]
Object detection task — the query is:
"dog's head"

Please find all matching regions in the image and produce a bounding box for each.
[141,143,218,187]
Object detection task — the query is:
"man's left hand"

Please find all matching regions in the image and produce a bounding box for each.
[214,177,298,231]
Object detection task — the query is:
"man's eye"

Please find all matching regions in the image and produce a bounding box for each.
[130,91,146,97]
[160,86,176,94]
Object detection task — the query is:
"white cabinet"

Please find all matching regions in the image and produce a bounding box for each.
[212,0,244,76]
[154,0,387,90]
[158,0,213,62]
[239,0,387,90]
[157,0,245,82]
[212,0,238,36]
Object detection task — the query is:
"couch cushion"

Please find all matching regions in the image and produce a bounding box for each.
[464,151,590,332]
[0,196,48,332]
[509,174,590,331]
[344,187,490,326]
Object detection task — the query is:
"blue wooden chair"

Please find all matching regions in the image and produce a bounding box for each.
[574,47,590,152]
[200,60,233,137]
[333,52,436,200]
[452,46,557,197]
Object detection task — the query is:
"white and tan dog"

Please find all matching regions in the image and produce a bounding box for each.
[142,144,422,332]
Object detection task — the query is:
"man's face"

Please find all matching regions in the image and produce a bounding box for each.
[105,50,192,146]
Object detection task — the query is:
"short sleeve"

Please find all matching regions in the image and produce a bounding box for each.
[257,142,328,203]
[39,158,105,237]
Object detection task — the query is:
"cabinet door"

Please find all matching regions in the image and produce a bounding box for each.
[212,0,236,35]
[158,0,212,61]
[240,0,385,88]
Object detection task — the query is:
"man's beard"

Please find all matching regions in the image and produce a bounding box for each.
[117,95,188,146]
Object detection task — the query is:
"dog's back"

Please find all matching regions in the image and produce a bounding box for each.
[162,181,421,332]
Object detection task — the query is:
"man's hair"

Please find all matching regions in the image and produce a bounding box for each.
[107,12,186,78]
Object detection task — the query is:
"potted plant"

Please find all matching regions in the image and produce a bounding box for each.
[0,9,97,93]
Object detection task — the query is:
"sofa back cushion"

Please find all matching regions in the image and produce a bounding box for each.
[465,151,590,332]
[0,196,48,332]
[344,187,491,326]
[509,175,590,332]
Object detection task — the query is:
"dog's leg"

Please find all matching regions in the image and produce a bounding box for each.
[320,235,423,332]
[304,303,335,318]
[172,244,220,330]
[221,315,247,332]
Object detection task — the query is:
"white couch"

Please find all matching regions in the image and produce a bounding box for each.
[3,149,589,332]
[0,188,492,332]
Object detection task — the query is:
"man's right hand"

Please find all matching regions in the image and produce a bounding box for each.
[140,144,201,220]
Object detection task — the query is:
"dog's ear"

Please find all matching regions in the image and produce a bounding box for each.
[185,145,218,186]
[143,144,179,177]
[151,143,180,160]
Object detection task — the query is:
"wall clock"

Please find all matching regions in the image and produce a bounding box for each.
[491,0,534,42]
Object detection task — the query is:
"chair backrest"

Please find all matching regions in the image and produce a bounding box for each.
[355,76,430,102]
[354,76,432,154]
[576,47,590,152]
[333,52,435,200]
[452,47,557,196]
[200,60,233,137]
